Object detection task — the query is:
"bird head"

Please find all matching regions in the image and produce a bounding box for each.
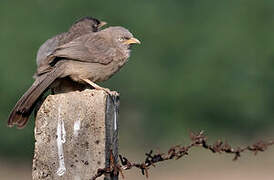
[103,26,140,53]
[70,16,107,32]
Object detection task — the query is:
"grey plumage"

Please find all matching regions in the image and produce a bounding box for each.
[8,23,140,128]
[36,17,105,71]
[8,17,105,128]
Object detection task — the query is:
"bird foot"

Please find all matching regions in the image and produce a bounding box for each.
[82,78,119,97]
[109,90,119,97]
[98,87,119,97]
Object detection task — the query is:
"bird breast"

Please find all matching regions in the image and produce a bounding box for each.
[63,56,128,83]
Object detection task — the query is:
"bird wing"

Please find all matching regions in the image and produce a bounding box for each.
[36,34,59,67]
[52,33,116,65]
[35,33,116,76]
[36,33,66,67]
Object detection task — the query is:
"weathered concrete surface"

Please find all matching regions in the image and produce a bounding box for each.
[32,89,119,180]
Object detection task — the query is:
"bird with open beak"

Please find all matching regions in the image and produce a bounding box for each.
[8,21,140,128]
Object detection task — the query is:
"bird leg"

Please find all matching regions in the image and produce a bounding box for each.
[82,78,119,96]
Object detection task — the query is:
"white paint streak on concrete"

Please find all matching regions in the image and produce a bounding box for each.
[73,119,81,137]
[56,103,66,176]
[114,108,117,131]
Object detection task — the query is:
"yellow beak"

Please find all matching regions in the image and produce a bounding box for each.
[124,37,141,45]
[98,21,107,28]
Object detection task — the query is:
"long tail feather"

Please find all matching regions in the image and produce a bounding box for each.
[8,63,65,128]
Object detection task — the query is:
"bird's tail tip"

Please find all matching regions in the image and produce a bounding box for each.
[7,112,29,129]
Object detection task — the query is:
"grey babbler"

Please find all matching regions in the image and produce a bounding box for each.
[8,18,140,128]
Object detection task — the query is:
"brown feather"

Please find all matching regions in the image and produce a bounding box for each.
[8,62,66,128]
[52,33,116,65]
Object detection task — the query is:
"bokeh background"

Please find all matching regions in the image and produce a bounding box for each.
[1,0,274,179]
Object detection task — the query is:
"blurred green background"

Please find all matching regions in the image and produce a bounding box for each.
[1,0,274,179]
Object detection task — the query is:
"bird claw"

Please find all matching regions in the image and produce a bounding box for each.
[81,79,119,97]
[102,88,119,97]
[110,91,120,97]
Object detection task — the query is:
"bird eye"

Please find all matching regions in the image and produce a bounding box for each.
[118,37,124,41]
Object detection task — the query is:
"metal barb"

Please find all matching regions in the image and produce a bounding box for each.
[90,131,274,180]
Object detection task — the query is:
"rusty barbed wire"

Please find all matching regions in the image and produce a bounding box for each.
[90,131,274,180]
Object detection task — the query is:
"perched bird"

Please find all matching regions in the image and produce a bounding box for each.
[36,16,107,69]
[36,17,107,93]
[8,26,140,128]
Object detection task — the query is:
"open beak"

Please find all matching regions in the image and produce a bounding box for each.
[123,37,141,45]
[98,21,107,28]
